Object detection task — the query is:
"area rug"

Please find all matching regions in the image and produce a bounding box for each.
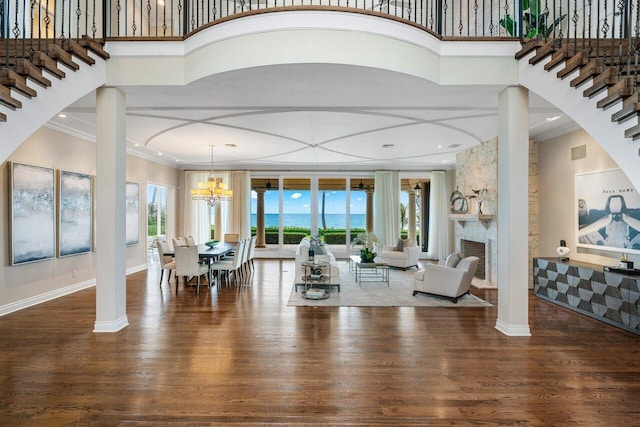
[287,262,493,307]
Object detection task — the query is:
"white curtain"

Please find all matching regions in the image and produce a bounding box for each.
[426,171,450,260]
[183,171,212,244]
[374,171,399,246]
[224,171,252,240]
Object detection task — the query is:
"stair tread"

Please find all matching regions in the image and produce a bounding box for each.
[3,58,52,87]
[0,69,37,98]
[597,78,635,109]
[583,67,619,98]
[570,58,603,88]
[544,44,576,71]
[515,37,546,60]
[624,122,640,139]
[558,51,588,79]
[529,39,559,65]
[0,84,22,109]
[79,36,110,59]
[57,39,95,65]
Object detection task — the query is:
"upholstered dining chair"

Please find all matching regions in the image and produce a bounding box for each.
[247,235,257,275]
[172,237,185,249]
[156,240,176,288]
[174,245,211,295]
[184,235,196,246]
[210,239,246,288]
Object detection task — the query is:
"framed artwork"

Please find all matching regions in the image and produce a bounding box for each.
[10,162,56,265]
[58,170,92,257]
[126,181,140,245]
[576,168,640,254]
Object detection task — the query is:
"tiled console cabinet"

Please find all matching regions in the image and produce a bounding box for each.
[533,257,640,336]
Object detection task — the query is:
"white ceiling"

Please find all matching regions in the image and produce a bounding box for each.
[52,63,576,170]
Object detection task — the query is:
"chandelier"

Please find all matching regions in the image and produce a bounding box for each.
[190,145,233,207]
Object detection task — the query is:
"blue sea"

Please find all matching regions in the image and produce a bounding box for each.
[251,213,366,229]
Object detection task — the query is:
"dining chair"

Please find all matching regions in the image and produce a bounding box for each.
[239,238,251,285]
[210,239,245,288]
[174,245,211,295]
[184,235,196,246]
[172,237,185,249]
[247,235,257,275]
[156,240,176,288]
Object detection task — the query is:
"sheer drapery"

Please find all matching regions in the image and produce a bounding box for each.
[374,171,399,246]
[183,171,212,244]
[224,171,251,240]
[426,171,450,260]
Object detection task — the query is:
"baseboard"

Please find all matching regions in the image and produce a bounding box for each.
[495,319,531,336]
[0,278,96,317]
[127,263,148,275]
[0,264,147,318]
[94,315,129,333]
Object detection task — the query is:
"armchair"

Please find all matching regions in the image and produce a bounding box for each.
[413,256,479,303]
[379,241,421,270]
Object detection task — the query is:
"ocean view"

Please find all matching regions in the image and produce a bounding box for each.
[251,213,366,229]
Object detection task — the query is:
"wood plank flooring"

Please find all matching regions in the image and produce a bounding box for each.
[0,259,639,425]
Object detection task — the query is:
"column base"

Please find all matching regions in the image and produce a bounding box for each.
[495,319,531,336]
[94,315,129,333]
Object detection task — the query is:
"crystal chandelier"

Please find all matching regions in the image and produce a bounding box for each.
[190,145,232,207]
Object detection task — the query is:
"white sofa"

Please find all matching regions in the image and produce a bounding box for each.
[294,238,340,291]
[379,240,421,270]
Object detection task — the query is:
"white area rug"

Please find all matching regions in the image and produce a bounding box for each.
[287,262,493,307]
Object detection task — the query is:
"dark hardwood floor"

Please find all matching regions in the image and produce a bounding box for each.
[0,259,638,426]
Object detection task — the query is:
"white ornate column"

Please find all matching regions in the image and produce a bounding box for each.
[94,87,128,333]
[496,85,531,337]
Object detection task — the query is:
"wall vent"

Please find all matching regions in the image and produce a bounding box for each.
[571,144,587,160]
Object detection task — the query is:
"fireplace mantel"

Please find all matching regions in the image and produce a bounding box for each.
[449,214,494,228]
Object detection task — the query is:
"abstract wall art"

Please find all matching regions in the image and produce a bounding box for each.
[10,162,56,265]
[58,170,92,257]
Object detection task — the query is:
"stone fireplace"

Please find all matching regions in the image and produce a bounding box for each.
[452,219,497,288]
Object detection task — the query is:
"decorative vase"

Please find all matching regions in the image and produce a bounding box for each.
[360,248,376,263]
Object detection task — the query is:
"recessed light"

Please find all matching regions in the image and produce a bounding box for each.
[58,113,66,118]
[175,159,180,162]
[442,159,448,163]
[134,143,140,147]
[546,115,561,122]
[437,145,443,149]
[157,152,163,156]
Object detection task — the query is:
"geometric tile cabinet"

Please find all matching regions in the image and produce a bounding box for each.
[533,258,640,336]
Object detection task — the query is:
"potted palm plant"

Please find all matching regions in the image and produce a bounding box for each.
[500,0,566,38]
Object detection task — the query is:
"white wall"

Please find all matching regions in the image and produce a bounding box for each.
[537,128,630,266]
[0,127,180,315]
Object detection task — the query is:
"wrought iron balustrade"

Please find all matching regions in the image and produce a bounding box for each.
[1,0,640,94]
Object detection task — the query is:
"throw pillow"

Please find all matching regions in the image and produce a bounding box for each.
[444,252,461,268]
[395,238,404,251]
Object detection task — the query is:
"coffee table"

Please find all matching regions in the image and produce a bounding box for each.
[349,255,389,286]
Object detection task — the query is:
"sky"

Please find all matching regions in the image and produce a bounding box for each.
[250,189,408,214]
[250,190,366,214]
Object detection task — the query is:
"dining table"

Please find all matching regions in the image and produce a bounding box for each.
[165,242,236,261]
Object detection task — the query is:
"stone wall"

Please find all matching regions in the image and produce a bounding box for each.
[455,137,539,288]
[455,138,498,288]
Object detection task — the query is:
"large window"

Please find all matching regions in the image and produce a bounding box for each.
[147,184,167,244]
[317,178,347,246]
